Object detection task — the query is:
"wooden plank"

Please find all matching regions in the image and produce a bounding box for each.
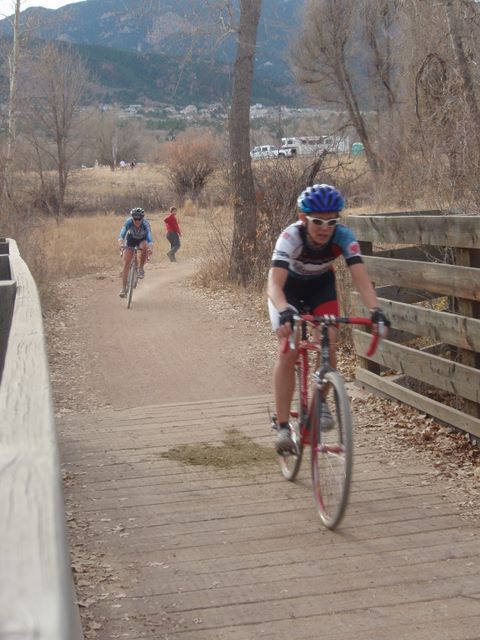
[353,330,480,404]
[356,368,480,438]
[345,214,480,247]
[363,256,480,301]
[352,293,480,352]
[374,285,440,304]
[353,209,442,218]
[59,396,480,640]
[374,245,446,262]
[0,239,83,640]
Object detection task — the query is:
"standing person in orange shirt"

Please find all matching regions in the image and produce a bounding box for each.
[164,206,181,262]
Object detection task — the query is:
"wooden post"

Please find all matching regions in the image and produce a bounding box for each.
[358,239,381,375]
[455,247,480,419]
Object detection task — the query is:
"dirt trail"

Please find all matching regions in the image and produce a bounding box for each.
[49,258,273,413]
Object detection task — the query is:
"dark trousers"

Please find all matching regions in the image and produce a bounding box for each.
[166,231,180,255]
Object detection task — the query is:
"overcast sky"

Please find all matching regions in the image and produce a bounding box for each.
[0,0,86,17]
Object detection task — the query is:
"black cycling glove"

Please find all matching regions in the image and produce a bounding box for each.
[279,308,295,327]
[370,307,391,336]
[370,307,391,326]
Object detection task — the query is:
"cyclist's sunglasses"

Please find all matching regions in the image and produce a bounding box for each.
[305,215,340,228]
[132,215,143,221]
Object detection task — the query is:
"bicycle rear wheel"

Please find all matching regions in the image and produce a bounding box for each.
[310,369,353,529]
[127,262,136,309]
[278,363,305,481]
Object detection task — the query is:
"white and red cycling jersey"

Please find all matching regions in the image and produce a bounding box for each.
[271,221,363,279]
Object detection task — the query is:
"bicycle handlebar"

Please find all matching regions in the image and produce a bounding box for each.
[281,314,381,358]
[120,245,151,259]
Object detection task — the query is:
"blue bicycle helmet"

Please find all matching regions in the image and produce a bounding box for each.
[297,184,345,213]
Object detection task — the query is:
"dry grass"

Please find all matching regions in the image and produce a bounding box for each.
[67,164,172,214]
[3,163,175,218]
[20,208,215,306]
[68,164,168,193]
[190,206,233,287]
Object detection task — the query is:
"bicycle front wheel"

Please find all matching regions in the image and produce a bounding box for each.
[127,262,136,309]
[133,264,139,288]
[278,363,305,481]
[310,370,353,530]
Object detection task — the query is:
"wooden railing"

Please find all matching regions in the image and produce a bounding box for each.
[0,238,83,639]
[345,212,480,440]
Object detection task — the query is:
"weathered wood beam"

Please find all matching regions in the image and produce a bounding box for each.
[363,256,480,301]
[346,214,480,247]
[356,368,480,438]
[353,330,480,404]
[352,293,480,352]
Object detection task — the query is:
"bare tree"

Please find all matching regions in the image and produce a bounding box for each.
[2,0,22,201]
[397,0,480,205]
[20,43,89,222]
[363,0,407,176]
[291,0,382,174]
[228,0,262,285]
[444,0,480,153]
[95,109,141,171]
[2,0,30,198]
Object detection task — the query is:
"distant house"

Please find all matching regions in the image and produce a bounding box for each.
[125,105,142,115]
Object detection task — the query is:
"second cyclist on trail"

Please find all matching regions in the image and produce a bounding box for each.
[267,184,390,455]
[117,207,153,298]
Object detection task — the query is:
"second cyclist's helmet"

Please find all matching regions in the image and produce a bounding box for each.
[297,184,345,213]
[130,207,145,219]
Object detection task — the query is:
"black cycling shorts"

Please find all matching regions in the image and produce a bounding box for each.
[125,235,146,248]
[284,269,337,313]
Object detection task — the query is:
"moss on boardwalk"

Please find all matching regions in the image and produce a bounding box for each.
[162,427,275,469]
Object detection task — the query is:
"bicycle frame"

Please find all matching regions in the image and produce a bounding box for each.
[122,245,140,267]
[287,314,376,447]
[121,246,141,308]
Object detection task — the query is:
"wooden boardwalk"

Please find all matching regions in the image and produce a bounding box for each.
[59,395,480,640]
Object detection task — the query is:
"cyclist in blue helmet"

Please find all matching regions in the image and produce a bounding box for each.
[117,207,153,297]
[267,183,390,454]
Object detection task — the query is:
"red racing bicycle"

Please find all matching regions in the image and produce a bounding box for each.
[276,313,379,530]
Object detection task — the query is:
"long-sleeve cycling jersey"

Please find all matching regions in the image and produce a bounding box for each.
[271,220,363,279]
[118,217,153,243]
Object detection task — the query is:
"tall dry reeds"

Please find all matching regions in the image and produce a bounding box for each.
[67,164,172,215]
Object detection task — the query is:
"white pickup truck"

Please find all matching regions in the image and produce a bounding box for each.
[250,145,293,160]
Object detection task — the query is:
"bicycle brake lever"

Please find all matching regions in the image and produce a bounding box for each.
[281,319,297,354]
[366,333,380,357]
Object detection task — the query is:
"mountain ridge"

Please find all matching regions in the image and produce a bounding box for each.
[0,0,305,105]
